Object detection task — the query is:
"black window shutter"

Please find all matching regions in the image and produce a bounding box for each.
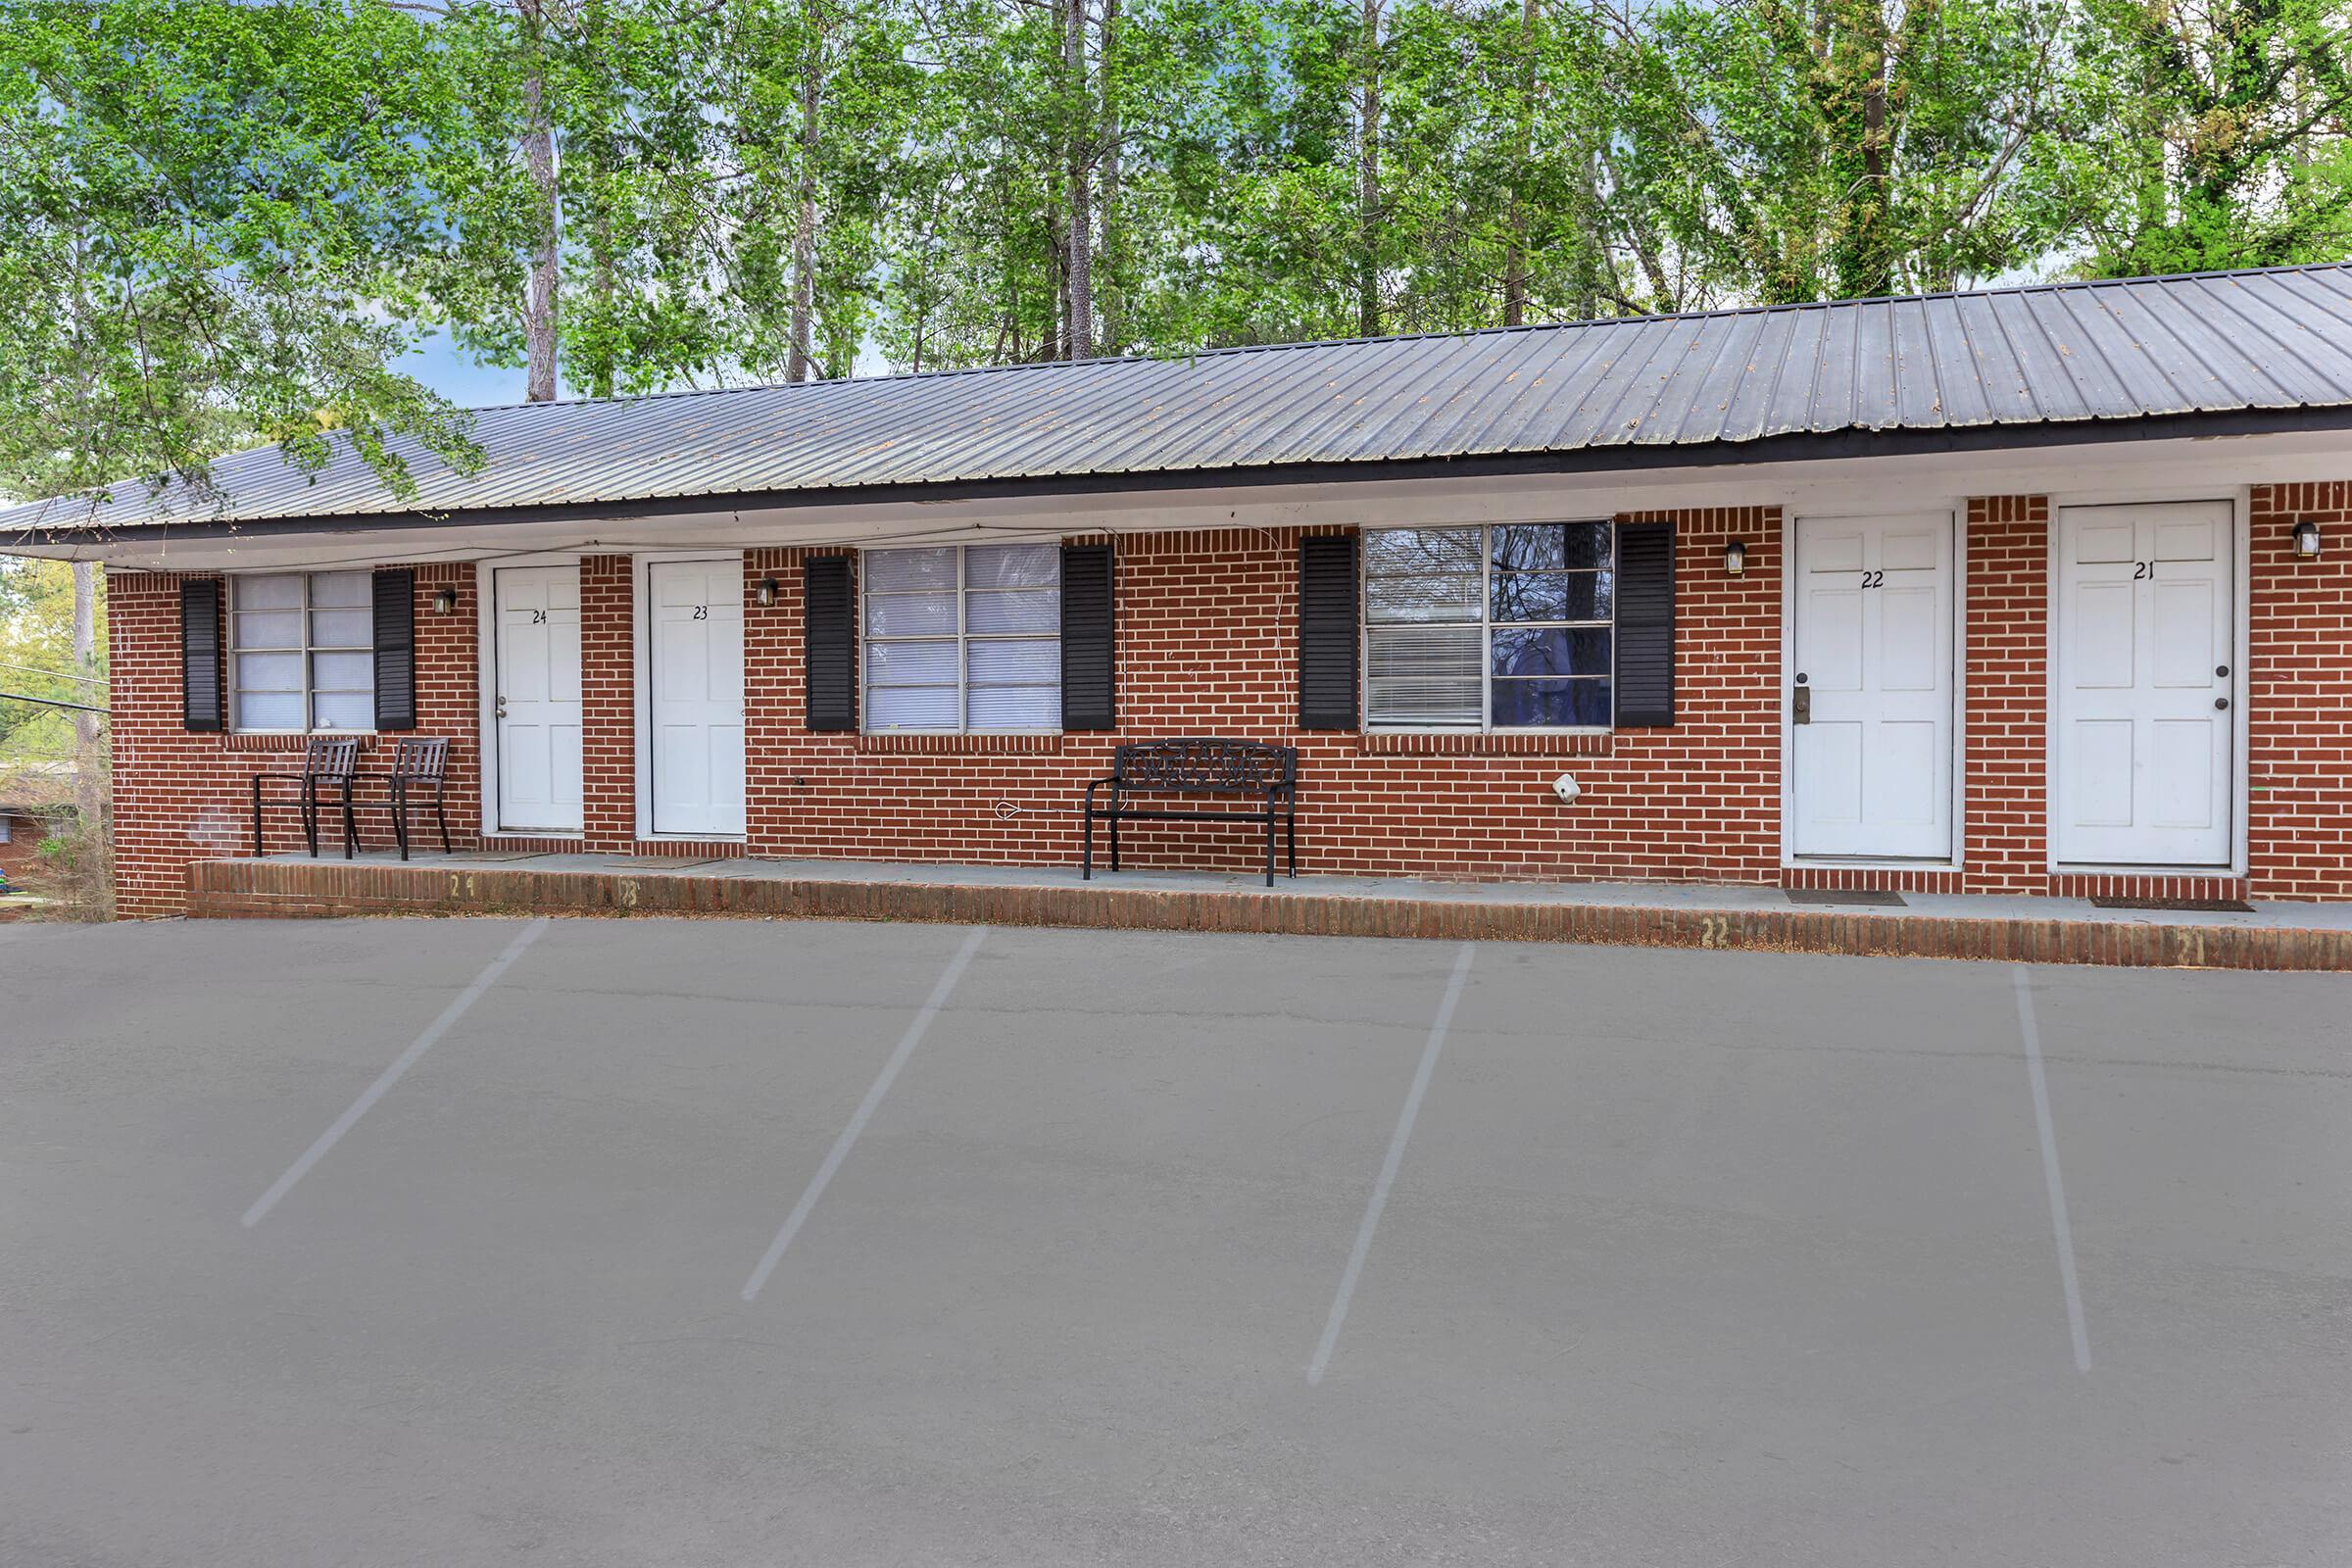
[1298,534,1359,730]
[1615,522,1676,726]
[1059,543,1115,730]
[372,568,417,731]
[804,554,855,731]
[180,578,224,732]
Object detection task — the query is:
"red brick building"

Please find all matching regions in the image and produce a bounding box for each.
[0,803,57,878]
[7,267,2352,918]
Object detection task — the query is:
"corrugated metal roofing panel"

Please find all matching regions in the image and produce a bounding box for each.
[2054,285,2162,412]
[1642,308,1747,445]
[1921,292,1990,426]
[2097,281,2237,409]
[2019,288,2118,416]
[1537,318,1673,451]
[2205,274,2352,397]
[1890,298,1945,427]
[1486,320,1624,454]
[1676,307,1767,444]
[1811,302,1863,431]
[8,263,2352,535]
[1714,307,1796,442]
[1493,318,1639,452]
[1949,292,2036,422]
[1986,291,2082,420]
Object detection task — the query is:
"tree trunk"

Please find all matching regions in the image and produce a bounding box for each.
[1097,0,1121,354]
[1858,21,1889,295]
[1501,0,1538,327]
[519,0,561,402]
[1047,209,1067,361]
[1355,0,1383,337]
[788,5,825,383]
[1064,0,1093,360]
[70,562,102,831]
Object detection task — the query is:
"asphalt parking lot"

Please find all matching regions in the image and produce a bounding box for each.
[2,915,2347,1567]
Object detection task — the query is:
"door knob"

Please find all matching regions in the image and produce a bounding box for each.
[1792,685,1813,725]
[2214,697,2230,710]
[495,696,508,718]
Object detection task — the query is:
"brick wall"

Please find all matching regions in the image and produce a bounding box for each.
[579,555,636,852]
[107,564,482,918]
[1963,496,2051,893]
[741,512,1784,883]
[2248,482,2352,900]
[1,809,53,873]
[104,481,2352,916]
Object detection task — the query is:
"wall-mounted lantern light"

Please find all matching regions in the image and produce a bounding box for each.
[431,586,459,614]
[755,576,780,607]
[2290,517,2323,559]
[1724,539,1747,577]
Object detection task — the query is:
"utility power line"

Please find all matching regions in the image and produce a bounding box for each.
[0,660,104,687]
[0,690,109,715]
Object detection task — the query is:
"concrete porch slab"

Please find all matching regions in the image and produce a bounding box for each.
[185,852,2352,970]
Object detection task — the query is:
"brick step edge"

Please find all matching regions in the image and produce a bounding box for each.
[185,859,2352,970]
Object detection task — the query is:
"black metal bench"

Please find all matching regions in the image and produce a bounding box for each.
[1083,738,1298,888]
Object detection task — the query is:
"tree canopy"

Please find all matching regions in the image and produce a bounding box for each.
[1,0,2346,507]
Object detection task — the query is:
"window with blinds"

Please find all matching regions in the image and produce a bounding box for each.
[1363,523,1615,729]
[862,543,1061,732]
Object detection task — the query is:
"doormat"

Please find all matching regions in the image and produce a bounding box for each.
[1784,887,1907,907]
[2087,895,2255,913]
[605,856,722,870]
[451,851,550,862]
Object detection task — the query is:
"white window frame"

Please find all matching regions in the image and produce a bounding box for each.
[1361,521,1619,733]
[858,543,1062,735]
[227,570,376,735]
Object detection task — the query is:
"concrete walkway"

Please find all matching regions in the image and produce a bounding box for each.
[189,852,2352,969]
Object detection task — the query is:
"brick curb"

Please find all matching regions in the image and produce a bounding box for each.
[186,858,2352,970]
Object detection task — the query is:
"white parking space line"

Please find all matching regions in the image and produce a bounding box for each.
[1307,941,1475,1387]
[740,926,987,1304]
[2012,965,2092,1373]
[242,918,552,1228]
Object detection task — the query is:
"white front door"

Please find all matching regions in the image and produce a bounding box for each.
[494,565,583,834]
[647,560,745,837]
[2053,502,2235,867]
[1790,513,1956,859]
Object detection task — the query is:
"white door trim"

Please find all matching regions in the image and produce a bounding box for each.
[476,553,586,839]
[1780,504,1968,869]
[632,551,748,842]
[2043,493,2250,875]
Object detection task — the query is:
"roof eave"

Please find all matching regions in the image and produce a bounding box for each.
[8,403,2350,549]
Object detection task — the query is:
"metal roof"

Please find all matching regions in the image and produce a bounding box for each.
[10,263,2352,537]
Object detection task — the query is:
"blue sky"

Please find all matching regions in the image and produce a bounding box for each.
[403,326,893,409]
[405,329,540,408]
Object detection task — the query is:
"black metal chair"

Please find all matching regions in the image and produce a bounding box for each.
[373,737,452,860]
[250,737,362,859]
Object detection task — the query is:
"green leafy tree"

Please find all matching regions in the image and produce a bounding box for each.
[2067,0,2352,274]
[1601,0,2080,307]
[0,0,478,509]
